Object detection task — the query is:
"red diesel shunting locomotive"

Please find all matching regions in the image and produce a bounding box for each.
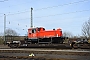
[28,27,62,38]
[27,27,64,44]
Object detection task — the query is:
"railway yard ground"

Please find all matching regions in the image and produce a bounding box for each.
[0,45,90,60]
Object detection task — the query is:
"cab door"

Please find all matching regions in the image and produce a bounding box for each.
[30,29,37,39]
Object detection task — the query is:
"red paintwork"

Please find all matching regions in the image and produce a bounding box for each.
[28,27,62,39]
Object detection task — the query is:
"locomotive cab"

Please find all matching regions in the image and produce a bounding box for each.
[28,27,45,39]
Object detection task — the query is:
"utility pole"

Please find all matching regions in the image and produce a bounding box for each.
[4,14,6,44]
[31,7,33,28]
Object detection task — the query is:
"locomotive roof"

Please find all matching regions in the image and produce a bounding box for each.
[28,27,45,29]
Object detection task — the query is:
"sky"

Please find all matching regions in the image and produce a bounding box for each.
[0,0,90,36]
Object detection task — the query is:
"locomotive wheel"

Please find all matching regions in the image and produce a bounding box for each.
[10,44,18,48]
[71,42,75,48]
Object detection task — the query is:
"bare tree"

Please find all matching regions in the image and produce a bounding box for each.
[63,31,73,38]
[82,19,90,39]
[0,32,4,44]
[5,28,19,36]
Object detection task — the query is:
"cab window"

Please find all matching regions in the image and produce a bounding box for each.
[38,28,45,31]
[32,29,36,33]
[38,28,41,31]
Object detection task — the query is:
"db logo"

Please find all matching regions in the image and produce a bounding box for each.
[33,34,36,37]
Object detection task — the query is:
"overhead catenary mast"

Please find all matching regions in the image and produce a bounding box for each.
[31,7,33,28]
[4,14,6,44]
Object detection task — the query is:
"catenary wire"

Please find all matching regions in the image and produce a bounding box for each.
[34,0,89,11]
[0,0,89,16]
[35,9,90,18]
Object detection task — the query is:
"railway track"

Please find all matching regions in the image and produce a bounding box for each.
[0,48,90,52]
[0,48,90,60]
[0,55,75,60]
